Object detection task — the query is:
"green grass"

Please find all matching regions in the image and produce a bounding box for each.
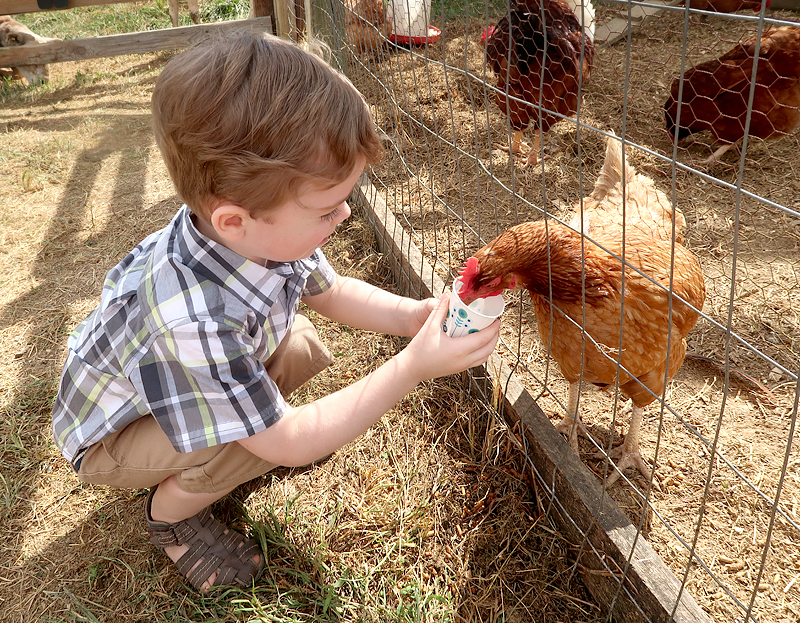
[18,0,251,40]
[431,0,508,22]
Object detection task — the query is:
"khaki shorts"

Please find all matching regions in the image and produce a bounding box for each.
[76,314,333,494]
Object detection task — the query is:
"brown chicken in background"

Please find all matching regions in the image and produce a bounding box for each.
[665,25,800,165]
[484,0,595,167]
[680,0,769,28]
[345,0,392,52]
[457,135,706,484]
[681,0,769,15]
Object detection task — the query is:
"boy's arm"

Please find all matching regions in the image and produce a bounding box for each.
[238,295,499,467]
[302,274,436,337]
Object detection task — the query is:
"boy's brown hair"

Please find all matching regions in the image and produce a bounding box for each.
[151,30,384,221]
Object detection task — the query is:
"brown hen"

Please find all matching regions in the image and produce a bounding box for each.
[665,25,800,165]
[457,136,706,484]
[681,0,769,15]
[485,0,595,167]
[345,0,392,53]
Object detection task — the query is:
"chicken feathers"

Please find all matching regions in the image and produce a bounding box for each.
[345,0,392,53]
[485,0,595,167]
[458,136,706,484]
[665,25,800,165]
[570,136,686,244]
[681,0,769,14]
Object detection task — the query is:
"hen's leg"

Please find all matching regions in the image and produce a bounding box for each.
[555,381,587,453]
[494,130,529,157]
[522,133,542,168]
[604,404,653,486]
[700,142,735,167]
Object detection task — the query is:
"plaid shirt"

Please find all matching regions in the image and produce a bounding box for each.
[53,205,336,467]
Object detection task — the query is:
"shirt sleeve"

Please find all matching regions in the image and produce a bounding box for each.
[302,250,337,297]
[127,320,288,453]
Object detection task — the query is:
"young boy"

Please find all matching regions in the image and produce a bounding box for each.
[52,31,499,592]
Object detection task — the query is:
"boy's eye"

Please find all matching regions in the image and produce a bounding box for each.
[322,206,341,222]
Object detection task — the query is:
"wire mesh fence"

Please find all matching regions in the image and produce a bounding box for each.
[298,1,799,621]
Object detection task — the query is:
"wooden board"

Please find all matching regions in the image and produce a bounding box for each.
[596,0,684,48]
[354,174,714,623]
[769,0,800,8]
[0,0,135,15]
[0,17,273,66]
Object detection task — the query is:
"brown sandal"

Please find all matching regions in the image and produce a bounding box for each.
[144,488,265,591]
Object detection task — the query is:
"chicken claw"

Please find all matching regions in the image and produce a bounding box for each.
[555,415,586,453]
[605,442,653,486]
[603,404,655,487]
[494,130,542,168]
[494,130,529,156]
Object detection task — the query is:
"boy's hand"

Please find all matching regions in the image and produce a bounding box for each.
[408,297,439,336]
[398,294,500,382]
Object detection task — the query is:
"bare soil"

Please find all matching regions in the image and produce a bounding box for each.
[0,46,604,623]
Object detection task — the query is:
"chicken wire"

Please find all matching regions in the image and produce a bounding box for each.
[295,1,799,621]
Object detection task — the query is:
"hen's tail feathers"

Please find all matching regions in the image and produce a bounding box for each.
[588,134,637,205]
[575,132,687,244]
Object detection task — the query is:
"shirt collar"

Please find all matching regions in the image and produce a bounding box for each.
[176,206,314,304]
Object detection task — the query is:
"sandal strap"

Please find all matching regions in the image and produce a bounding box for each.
[143,488,265,590]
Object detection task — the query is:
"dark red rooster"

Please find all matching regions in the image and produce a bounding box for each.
[665,25,800,165]
[485,0,595,167]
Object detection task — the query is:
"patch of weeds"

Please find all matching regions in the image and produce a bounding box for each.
[71,70,117,87]
[201,0,251,21]
[432,0,507,22]
[17,135,75,181]
[21,169,43,193]
[21,6,172,39]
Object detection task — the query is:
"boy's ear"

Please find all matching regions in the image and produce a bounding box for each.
[210,203,251,242]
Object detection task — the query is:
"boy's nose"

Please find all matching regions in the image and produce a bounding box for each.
[338,202,352,223]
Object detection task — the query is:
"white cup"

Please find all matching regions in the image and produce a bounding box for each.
[442,278,505,338]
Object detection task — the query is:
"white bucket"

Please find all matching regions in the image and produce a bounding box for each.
[388,0,432,39]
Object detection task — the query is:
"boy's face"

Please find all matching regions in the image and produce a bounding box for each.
[213,158,365,264]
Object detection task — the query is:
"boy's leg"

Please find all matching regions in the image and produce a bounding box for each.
[77,313,333,492]
[76,313,332,590]
[265,313,334,397]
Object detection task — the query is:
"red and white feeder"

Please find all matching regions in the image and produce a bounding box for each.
[387,0,441,45]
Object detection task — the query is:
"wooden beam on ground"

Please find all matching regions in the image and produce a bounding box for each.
[355,175,447,300]
[354,173,714,623]
[0,17,272,66]
[596,0,684,48]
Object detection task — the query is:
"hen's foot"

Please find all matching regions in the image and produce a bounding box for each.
[493,140,530,157]
[604,443,653,487]
[521,150,540,168]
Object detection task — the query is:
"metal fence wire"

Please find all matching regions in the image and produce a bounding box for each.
[297,1,799,621]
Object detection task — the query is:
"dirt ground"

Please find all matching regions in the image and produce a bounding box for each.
[1,4,799,623]
[0,43,609,623]
[341,4,800,623]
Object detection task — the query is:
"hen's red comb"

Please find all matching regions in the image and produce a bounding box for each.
[458,256,480,283]
[481,27,495,43]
